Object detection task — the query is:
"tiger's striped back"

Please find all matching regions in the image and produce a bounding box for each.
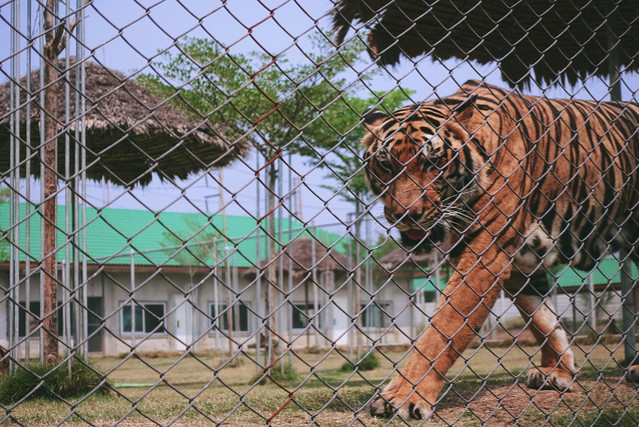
[363,80,639,273]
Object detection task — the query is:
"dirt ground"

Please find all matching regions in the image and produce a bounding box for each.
[432,378,637,425]
[315,376,639,426]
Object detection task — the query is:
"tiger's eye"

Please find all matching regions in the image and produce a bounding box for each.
[377,157,394,174]
[373,149,394,175]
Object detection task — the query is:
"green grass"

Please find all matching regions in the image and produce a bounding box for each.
[0,343,636,425]
[0,357,107,404]
[250,361,300,385]
[339,351,380,372]
[550,407,639,426]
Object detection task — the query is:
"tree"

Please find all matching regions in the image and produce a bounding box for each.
[41,0,86,364]
[139,32,409,366]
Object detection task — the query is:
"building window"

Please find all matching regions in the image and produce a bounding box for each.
[17,301,74,337]
[424,291,438,303]
[210,301,249,332]
[121,302,166,334]
[291,303,322,330]
[361,302,392,329]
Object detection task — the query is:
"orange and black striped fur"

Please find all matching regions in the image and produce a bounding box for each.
[363,80,639,419]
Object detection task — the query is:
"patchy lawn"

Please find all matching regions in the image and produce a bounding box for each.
[2,341,637,426]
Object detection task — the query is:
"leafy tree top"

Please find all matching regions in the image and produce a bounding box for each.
[139,33,375,157]
[138,32,414,204]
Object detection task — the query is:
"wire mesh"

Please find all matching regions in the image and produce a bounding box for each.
[0,0,638,425]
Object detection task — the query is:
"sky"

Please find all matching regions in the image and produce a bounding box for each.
[1,0,638,239]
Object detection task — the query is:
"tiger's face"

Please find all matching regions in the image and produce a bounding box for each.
[362,101,488,253]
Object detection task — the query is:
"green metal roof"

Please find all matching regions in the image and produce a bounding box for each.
[412,274,447,292]
[550,258,639,288]
[0,203,346,268]
[411,258,638,292]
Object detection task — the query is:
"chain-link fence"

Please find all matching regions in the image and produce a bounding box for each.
[1,0,638,425]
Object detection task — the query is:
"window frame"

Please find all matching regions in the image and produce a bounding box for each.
[360,301,393,329]
[290,302,323,331]
[17,300,75,337]
[120,301,167,335]
[209,300,251,333]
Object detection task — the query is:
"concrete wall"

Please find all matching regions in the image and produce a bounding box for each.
[1,266,626,357]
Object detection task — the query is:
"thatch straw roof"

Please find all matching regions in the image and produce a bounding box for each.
[247,238,349,279]
[0,60,248,186]
[333,0,639,88]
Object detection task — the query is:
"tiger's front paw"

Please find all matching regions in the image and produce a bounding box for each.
[525,367,574,392]
[369,381,433,420]
[627,365,639,383]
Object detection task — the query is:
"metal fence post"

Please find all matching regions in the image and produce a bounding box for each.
[620,251,637,363]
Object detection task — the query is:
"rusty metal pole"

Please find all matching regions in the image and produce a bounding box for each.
[254,154,262,371]
[267,164,278,367]
[354,200,363,357]
[219,169,234,357]
[608,7,637,361]
[607,8,637,364]
[9,0,21,370]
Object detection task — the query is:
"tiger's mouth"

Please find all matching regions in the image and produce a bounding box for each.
[399,224,445,253]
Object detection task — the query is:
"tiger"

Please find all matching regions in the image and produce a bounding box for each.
[362,80,639,419]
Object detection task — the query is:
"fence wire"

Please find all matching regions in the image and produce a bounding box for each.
[1,0,638,425]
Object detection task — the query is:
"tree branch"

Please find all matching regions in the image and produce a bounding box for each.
[45,0,90,57]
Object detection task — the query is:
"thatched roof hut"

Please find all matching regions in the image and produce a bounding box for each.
[0,60,248,185]
[246,238,349,279]
[333,0,639,88]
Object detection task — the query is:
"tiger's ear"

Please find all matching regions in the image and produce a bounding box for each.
[363,108,387,126]
[452,94,478,122]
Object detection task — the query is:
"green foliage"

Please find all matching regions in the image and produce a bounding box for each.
[269,362,299,383]
[139,34,369,157]
[339,352,380,372]
[0,357,108,404]
[138,34,414,205]
[250,362,299,385]
[371,235,399,259]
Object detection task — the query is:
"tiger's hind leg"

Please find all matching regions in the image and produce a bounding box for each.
[507,270,576,392]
